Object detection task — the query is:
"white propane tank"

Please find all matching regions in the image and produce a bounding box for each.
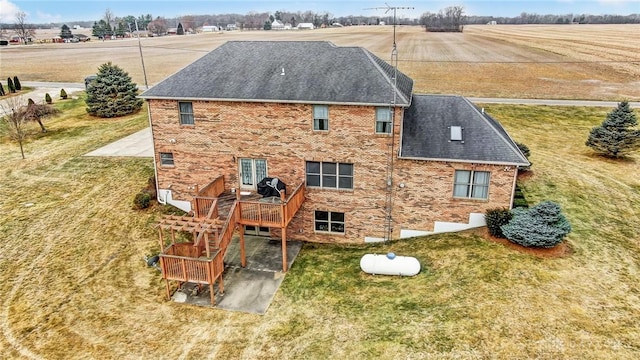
[360,252,421,276]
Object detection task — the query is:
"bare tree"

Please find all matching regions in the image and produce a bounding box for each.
[0,96,29,159]
[104,8,115,28]
[14,11,35,44]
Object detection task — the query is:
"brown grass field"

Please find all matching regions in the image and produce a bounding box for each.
[1,24,639,100]
[0,25,639,359]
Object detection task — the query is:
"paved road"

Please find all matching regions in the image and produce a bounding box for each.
[22,82,640,108]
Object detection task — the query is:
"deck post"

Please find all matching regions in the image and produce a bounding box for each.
[165,279,171,300]
[281,228,287,272]
[239,225,246,267]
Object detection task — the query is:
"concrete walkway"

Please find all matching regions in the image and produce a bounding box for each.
[84,127,153,157]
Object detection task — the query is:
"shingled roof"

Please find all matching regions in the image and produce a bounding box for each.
[140,41,413,107]
[401,95,530,166]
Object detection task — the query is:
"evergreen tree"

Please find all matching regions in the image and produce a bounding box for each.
[85,62,143,118]
[60,24,73,39]
[0,83,5,96]
[586,100,640,158]
[13,76,21,90]
[60,88,68,99]
[92,20,111,38]
[45,93,52,104]
[177,22,184,35]
[7,77,15,93]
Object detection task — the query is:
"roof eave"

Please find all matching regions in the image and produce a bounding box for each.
[138,95,411,107]
[398,155,530,167]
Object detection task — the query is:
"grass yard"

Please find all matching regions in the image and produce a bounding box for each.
[1,92,639,358]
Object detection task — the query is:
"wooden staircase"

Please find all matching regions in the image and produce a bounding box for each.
[157,176,306,306]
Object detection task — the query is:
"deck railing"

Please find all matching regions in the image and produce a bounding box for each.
[160,253,215,284]
[193,197,218,219]
[238,182,305,227]
[195,175,225,198]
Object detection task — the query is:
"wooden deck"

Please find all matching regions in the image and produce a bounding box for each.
[157,176,305,306]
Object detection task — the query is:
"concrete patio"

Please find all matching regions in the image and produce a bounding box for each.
[171,235,303,314]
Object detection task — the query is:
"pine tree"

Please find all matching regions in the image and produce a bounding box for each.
[7,77,15,93]
[85,62,143,118]
[586,100,640,158]
[45,93,52,104]
[177,22,184,35]
[60,88,68,99]
[13,76,21,90]
[0,83,5,96]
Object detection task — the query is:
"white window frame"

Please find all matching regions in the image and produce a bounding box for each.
[306,161,353,190]
[314,210,345,234]
[313,105,329,131]
[160,152,174,166]
[375,107,392,134]
[179,101,194,125]
[453,170,490,199]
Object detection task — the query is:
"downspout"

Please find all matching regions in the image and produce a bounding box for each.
[509,167,518,210]
[146,100,160,204]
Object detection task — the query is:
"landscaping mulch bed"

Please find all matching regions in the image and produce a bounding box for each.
[473,227,573,258]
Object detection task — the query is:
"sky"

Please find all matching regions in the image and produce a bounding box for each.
[0,0,638,24]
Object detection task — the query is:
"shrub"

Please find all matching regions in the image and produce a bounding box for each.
[45,93,52,104]
[512,184,528,208]
[13,76,21,90]
[0,83,5,96]
[7,77,15,93]
[516,141,532,170]
[60,88,68,99]
[485,208,512,238]
[501,201,572,248]
[133,190,152,210]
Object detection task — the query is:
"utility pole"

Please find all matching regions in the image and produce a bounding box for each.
[128,20,149,89]
[365,3,414,242]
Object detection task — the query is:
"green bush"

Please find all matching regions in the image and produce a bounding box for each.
[13,76,21,91]
[60,88,68,99]
[133,190,152,210]
[513,198,529,208]
[485,208,513,238]
[45,93,52,104]
[7,77,15,93]
[501,201,572,248]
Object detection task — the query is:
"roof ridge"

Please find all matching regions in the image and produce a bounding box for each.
[360,48,410,106]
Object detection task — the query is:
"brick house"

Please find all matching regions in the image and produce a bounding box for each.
[140,41,528,244]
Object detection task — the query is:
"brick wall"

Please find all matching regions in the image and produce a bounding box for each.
[149,99,516,243]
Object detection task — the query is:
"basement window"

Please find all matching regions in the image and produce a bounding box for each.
[314,211,345,234]
[160,152,174,166]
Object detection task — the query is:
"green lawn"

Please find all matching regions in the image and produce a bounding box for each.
[0,98,638,359]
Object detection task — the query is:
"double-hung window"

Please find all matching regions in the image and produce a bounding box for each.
[314,211,345,234]
[375,107,392,134]
[179,101,194,125]
[453,170,490,199]
[160,152,174,166]
[313,105,329,131]
[306,161,353,190]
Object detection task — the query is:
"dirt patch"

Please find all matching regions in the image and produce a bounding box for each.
[472,227,573,258]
